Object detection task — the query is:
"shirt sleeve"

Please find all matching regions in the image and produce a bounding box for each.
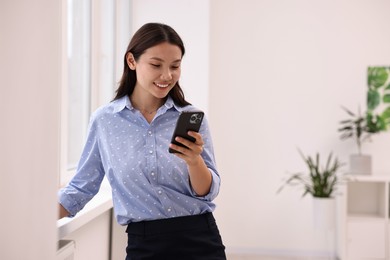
[58,114,105,217]
[189,115,221,201]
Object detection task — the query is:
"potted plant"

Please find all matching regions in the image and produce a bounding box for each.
[338,106,374,174]
[278,150,345,229]
[278,150,344,198]
[338,66,390,174]
[338,106,370,156]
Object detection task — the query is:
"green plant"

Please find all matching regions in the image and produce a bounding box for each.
[367,66,390,130]
[277,150,344,198]
[338,67,390,155]
[338,106,371,155]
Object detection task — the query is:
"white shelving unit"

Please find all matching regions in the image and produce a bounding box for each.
[337,175,390,260]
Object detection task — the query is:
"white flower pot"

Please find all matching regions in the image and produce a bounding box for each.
[312,197,335,230]
[349,154,372,175]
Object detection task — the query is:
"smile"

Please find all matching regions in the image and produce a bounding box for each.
[155,83,170,88]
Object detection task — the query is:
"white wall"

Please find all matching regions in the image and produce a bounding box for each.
[131,0,210,113]
[210,0,390,256]
[0,0,61,259]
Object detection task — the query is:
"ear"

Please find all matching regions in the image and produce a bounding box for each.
[126,52,136,70]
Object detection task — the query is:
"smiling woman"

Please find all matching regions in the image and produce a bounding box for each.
[58,22,226,259]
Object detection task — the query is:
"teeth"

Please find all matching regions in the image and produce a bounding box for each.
[155,83,169,88]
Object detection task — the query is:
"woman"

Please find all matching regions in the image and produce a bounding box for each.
[58,23,226,259]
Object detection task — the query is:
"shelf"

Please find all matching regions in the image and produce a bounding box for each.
[347,181,386,218]
[347,213,386,221]
[338,175,390,260]
[346,174,390,182]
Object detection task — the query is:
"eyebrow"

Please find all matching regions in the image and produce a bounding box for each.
[150,57,182,63]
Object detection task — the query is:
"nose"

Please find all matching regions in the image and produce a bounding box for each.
[161,68,173,81]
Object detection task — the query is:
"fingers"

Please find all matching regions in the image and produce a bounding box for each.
[170,131,204,155]
[171,137,203,154]
[187,131,204,147]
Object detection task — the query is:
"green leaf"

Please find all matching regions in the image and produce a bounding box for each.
[381,107,390,119]
[386,83,390,90]
[367,89,381,110]
[339,119,353,124]
[373,115,386,131]
[341,106,356,116]
[383,94,390,103]
[368,67,389,89]
[366,113,386,132]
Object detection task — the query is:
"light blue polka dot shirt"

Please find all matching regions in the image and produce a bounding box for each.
[58,95,220,225]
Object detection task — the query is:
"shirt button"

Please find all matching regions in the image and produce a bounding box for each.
[148,131,152,135]
[167,208,171,212]
[158,190,162,195]
[151,172,155,176]
[149,150,153,154]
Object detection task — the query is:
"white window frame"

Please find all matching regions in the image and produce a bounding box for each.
[60,0,132,186]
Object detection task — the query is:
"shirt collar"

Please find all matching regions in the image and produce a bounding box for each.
[111,95,132,113]
[111,95,187,114]
[164,96,187,112]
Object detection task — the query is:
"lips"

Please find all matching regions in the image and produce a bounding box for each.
[154,82,170,88]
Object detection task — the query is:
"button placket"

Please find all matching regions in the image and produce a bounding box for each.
[145,127,158,184]
[157,190,175,216]
[146,124,176,216]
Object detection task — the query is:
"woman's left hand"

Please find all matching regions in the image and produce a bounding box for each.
[170,131,212,196]
[169,131,204,166]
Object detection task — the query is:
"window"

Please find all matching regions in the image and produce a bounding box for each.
[61,0,130,185]
[66,0,91,171]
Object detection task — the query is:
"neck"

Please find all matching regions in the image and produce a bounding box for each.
[130,96,164,114]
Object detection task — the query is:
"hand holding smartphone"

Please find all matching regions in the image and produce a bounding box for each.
[169,111,204,153]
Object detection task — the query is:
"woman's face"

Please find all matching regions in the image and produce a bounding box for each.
[128,42,182,100]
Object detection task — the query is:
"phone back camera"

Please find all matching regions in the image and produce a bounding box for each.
[190,113,202,124]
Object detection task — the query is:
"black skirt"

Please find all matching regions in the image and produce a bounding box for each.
[125,212,226,260]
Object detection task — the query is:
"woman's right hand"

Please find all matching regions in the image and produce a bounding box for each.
[58,204,70,219]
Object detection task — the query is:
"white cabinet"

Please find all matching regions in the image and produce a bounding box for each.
[337,175,390,260]
[347,220,386,259]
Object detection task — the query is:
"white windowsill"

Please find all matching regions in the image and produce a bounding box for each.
[57,180,113,240]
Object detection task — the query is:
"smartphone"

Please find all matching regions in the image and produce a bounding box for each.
[169,111,204,153]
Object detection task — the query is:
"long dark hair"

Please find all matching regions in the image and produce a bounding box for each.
[114,23,190,106]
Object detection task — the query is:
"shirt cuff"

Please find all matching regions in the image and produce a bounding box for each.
[191,169,220,201]
[58,189,81,217]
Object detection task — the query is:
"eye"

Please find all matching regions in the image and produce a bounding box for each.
[150,64,160,68]
[171,65,180,70]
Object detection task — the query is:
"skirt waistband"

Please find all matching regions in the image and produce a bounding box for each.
[126,212,215,235]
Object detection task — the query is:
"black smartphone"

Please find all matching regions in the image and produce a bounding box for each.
[169,111,204,153]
